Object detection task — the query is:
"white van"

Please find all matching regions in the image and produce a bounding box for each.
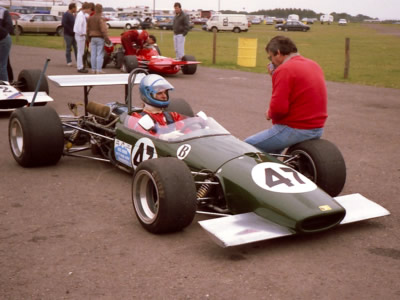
[288,14,299,21]
[206,14,248,33]
[320,14,334,24]
[50,6,69,17]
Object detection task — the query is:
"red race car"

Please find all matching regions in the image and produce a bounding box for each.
[102,31,200,75]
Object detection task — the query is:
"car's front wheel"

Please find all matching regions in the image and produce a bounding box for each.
[9,107,64,167]
[286,139,346,197]
[181,55,197,75]
[56,26,64,36]
[132,157,197,233]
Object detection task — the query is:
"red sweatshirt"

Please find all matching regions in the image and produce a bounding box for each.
[268,55,327,129]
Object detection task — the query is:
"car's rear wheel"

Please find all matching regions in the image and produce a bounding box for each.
[9,106,64,167]
[284,28,288,32]
[123,55,139,73]
[211,27,218,33]
[165,98,194,117]
[286,139,346,197]
[132,157,197,233]
[56,26,64,36]
[17,69,49,94]
[125,24,132,29]
[14,25,22,35]
[233,27,241,33]
[181,55,197,75]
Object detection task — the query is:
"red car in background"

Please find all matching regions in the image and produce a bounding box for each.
[102,35,200,75]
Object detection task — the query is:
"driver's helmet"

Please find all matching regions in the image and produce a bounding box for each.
[139,74,174,108]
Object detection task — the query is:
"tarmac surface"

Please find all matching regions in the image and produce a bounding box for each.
[1,45,399,299]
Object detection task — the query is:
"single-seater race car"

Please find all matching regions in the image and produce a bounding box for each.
[7,71,390,247]
[87,35,200,75]
[0,69,53,112]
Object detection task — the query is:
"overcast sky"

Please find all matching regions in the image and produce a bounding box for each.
[97,0,400,20]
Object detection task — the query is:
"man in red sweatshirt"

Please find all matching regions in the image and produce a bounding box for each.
[245,35,327,154]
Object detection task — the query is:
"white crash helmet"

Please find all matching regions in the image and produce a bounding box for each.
[139,74,174,108]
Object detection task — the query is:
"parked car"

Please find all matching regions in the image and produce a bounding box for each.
[13,14,63,36]
[275,18,285,24]
[251,18,261,24]
[156,19,173,30]
[265,17,274,25]
[338,19,348,25]
[106,17,140,29]
[137,17,153,29]
[302,18,314,24]
[275,20,310,32]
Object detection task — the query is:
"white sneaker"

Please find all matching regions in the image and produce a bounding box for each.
[67,62,73,67]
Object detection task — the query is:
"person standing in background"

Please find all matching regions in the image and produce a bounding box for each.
[172,2,189,60]
[0,6,13,81]
[73,2,91,73]
[62,3,77,67]
[87,4,110,74]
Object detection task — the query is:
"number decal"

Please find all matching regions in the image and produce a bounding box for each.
[177,144,191,160]
[131,137,158,169]
[114,139,132,167]
[252,162,317,193]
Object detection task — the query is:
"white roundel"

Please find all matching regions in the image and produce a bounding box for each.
[251,162,317,193]
[177,144,191,160]
[131,137,158,169]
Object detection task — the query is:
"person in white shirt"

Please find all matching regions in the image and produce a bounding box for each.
[73,2,91,73]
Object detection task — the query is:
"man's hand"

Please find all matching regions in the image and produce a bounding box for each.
[265,111,271,121]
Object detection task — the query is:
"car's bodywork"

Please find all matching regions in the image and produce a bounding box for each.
[103,36,200,75]
[13,14,63,36]
[0,69,53,112]
[7,73,390,247]
[106,18,140,29]
[275,21,310,32]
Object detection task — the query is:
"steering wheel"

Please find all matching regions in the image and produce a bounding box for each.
[179,118,206,132]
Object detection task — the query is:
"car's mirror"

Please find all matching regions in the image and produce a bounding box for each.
[138,114,155,131]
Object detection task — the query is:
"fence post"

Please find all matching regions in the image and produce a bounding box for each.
[212,31,217,64]
[344,37,350,79]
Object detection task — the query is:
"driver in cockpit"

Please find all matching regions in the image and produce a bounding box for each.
[128,74,186,136]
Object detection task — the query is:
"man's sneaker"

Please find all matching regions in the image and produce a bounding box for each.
[77,69,88,73]
[67,62,73,67]
[96,70,106,74]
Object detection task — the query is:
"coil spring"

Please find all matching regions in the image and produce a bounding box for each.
[197,180,213,198]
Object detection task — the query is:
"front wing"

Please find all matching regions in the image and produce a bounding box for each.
[198,193,390,247]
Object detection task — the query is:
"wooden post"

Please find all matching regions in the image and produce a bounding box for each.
[344,37,350,79]
[212,31,217,64]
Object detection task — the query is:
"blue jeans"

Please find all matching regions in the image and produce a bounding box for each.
[0,34,12,81]
[245,124,324,154]
[64,34,77,64]
[90,37,104,72]
[173,34,185,60]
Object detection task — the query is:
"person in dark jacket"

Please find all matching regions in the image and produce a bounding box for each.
[0,6,13,81]
[62,3,77,67]
[172,2,189,60]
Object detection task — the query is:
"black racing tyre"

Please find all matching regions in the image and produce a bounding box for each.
[17,69,49,94]
[115,51,124,69]
[124,55,139,73]
[8,106,64,167]
[165,98,194,117]
[286,139,346,197]
[132,157,197,233]
[103,53,111,68]
[181,55,197,75]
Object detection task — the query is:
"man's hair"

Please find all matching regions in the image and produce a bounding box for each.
[89,2,95,11]
[81,2,91,9]
[149,34,156,43]
[174,2,181,8]
[95,3,102,13]
[266,36,298,56]
[68,3,76,10]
